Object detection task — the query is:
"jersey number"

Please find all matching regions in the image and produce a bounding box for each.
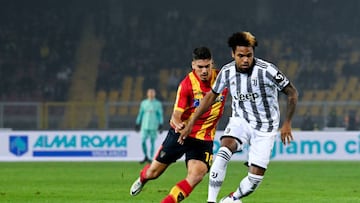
[205,151,213,166]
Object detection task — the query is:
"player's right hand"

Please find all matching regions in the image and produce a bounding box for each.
[170,119,184,133]
[177,122,193,145]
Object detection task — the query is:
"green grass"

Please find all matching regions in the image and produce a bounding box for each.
[0,161,359,203]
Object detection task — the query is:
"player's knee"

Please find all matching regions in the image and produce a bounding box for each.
[220,137,240,153]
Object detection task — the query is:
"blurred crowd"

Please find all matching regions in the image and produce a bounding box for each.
[95,0,360,97]
[0,0,360,129]
[0,1,82,101]
[1,0,360,101]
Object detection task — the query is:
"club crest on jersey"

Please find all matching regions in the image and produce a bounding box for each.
[160,150,166,158]
[252,78,258,86]
[193,99,200,107]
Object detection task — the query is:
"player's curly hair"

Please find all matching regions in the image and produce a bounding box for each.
[228,31,258,52]
[192,46,212,61]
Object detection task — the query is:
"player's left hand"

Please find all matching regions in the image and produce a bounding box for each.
[280,121,293,145]
[135,124,140,132]
[158,124,163,134]
[171,119,185,133]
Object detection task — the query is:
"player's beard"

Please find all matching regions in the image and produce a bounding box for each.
[236,62,254,74]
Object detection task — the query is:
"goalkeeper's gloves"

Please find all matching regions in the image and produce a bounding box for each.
[135,124,140,132]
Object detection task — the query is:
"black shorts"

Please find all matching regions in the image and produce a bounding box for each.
[155,128,213,170]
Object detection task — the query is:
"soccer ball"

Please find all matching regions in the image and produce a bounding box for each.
[219,193,242,203]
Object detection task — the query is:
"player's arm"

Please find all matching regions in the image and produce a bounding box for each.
[170,109,184,133]
[135,102,144,131]
[178,90,219,144]
[170,81,189,133]
[135,102,144,124]
[280,82,298,145]
[157,102,164,125]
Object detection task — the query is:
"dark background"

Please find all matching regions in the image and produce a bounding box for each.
[0,0,359,130]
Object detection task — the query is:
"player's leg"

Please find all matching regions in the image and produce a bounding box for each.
[228,169,264,200]
[207,137,239,203]
[131,136,170,196]
[231,131,276,200]
[131,128,185,197]
[130,160,169,196]
[161,137,212,203]
[149,130,158,160]
[161,178,193,203]
[140,130,149,163]
[208,117,248,203]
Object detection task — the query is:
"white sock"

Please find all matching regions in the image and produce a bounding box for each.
[233,173,263,199]
[207,147,232,202]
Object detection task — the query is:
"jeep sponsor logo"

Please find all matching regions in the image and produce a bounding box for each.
[234,92,259,102]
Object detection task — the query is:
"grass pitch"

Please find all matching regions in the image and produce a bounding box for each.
[0,161,359,203]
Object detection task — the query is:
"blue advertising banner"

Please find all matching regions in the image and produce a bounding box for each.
[0,130,359,161]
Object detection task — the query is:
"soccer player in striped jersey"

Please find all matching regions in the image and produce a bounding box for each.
[130,47,228,203]
[179,31,298,203]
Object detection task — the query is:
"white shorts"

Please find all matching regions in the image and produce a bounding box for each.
[222,117,276,169]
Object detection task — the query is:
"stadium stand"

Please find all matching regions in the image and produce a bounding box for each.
[1,0,360,130]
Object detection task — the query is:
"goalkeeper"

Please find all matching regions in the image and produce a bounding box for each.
[135,88,164,164]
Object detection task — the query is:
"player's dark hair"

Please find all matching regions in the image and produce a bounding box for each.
[192,46,212,61]
[228,31,258,52]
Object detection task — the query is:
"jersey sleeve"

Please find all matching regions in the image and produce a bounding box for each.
[211,68,227,94]
[135,101,144,124]
[173,79,191,113]
[267,64,290,91]
[156,100,164,125]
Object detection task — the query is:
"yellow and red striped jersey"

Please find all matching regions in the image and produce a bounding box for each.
[172,69,228,141]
